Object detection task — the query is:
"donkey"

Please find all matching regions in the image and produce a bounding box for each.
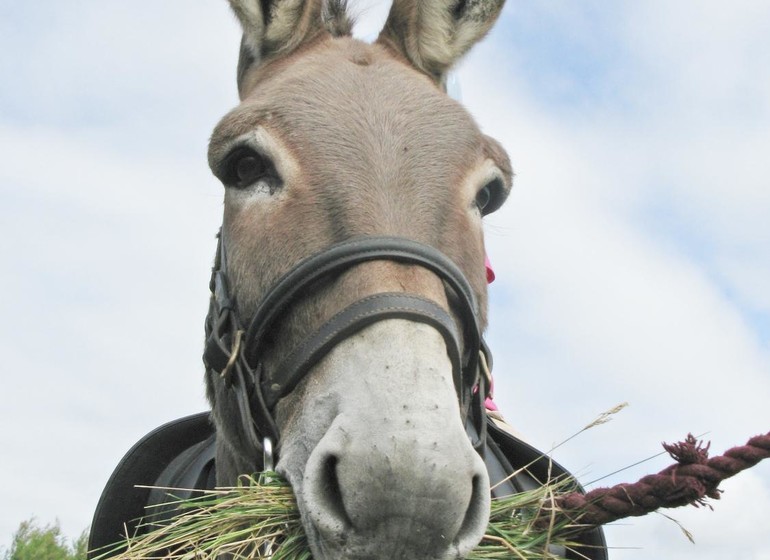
[204,0,511,558]
[87,2,609,559]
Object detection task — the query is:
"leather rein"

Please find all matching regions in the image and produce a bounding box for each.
[203,233,491,469]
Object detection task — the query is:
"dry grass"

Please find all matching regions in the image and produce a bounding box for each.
[92,406,631,559]
[91,473,591,560]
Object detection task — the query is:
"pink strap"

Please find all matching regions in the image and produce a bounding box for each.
[485,255,495,284]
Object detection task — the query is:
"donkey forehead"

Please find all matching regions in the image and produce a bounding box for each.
[209,37,489,173]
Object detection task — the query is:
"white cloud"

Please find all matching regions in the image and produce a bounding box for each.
[0,123,220,544]
[717,256,770,316]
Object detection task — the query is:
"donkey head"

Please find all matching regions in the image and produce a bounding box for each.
[206,1,510,558]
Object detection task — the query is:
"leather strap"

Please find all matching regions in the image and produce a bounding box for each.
[265,292,463,407]
[243,236,480,371]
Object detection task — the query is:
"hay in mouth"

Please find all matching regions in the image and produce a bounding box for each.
[91,473,589,560]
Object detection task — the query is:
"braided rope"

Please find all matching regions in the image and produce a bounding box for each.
[537,431,770,531]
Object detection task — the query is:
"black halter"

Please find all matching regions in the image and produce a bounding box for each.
[203,232,490,466]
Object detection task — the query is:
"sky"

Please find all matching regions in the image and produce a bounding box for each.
[1,1,769,559]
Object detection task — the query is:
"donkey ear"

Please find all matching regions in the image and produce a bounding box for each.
[377,0,505,85]
[229,0,325,98]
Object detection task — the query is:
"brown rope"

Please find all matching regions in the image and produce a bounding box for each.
[536,431,770,531]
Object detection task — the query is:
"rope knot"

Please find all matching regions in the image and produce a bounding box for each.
[663,433,710,466]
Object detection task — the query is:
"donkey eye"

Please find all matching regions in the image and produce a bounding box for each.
[223,148,270,189]
[475,185,492,213]
[236,155,265,184]
[473,178,499,215]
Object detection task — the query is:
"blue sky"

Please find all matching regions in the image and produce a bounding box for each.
[1,1,769,558]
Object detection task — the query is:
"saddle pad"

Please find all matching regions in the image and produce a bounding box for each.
[87,413,214,557]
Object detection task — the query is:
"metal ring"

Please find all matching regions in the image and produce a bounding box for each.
[263,437,275,472]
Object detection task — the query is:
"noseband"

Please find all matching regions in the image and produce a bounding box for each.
[203,233,490,468]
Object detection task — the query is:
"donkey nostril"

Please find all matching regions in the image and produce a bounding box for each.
[455,473,492,554]
[322,456,349,522]
[306,453,353,536]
